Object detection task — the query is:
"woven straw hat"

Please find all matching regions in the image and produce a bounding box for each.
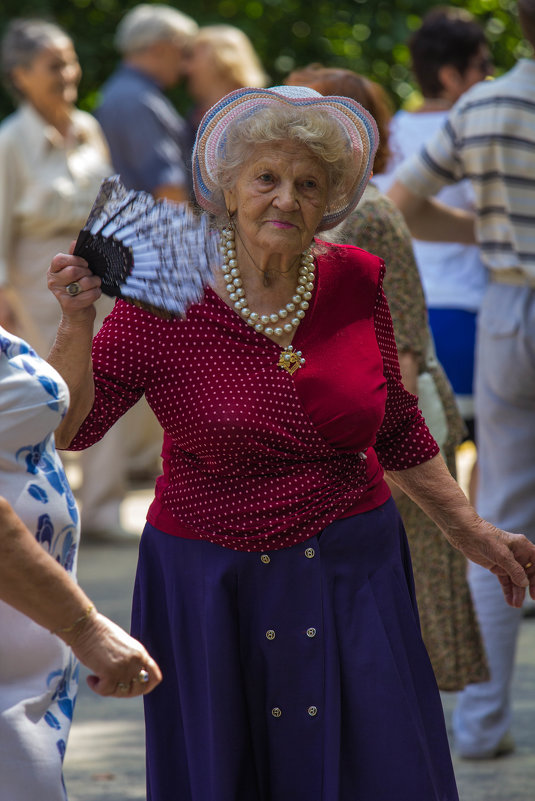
[191,85,378,231]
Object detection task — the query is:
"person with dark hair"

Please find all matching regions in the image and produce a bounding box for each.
[286,64,488,694]
[388,0,535,762]
[409,6,491,99]
[375,7,491,485]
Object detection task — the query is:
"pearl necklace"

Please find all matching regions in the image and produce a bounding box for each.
[220,225,315,337]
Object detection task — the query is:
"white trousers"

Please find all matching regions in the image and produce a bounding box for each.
[453,282,535,755]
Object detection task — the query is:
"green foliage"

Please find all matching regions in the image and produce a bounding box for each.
[0,0,530,119]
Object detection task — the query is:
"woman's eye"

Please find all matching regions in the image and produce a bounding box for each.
[258,173,273,183]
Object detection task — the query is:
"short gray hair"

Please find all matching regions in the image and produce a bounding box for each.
[1,18,71,101]
[115,4,198,55]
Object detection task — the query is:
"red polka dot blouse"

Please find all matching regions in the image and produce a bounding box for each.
[69,242,438,551]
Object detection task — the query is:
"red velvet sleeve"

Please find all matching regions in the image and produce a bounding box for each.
[373,267,439,470]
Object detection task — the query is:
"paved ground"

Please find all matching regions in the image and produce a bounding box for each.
[63,479,535,801]
[63,488,148,801]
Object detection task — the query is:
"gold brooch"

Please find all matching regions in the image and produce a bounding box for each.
[278,345,305,375]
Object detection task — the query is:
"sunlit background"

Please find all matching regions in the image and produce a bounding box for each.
[0,0,530,119]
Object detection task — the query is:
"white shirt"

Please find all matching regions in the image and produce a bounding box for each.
[0,103,111,352]
[0,328,80,800]
[393,61,535,279]
[375,109,488,311]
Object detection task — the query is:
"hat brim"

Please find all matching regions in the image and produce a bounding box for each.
[192,86,379,231]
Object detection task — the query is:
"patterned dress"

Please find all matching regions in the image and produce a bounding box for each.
[0,328,80,801]
[329,183,488,691]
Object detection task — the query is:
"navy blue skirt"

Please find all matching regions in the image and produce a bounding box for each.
[131,498,459,801]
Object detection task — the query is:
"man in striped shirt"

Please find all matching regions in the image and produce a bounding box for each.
[388,0,535,762]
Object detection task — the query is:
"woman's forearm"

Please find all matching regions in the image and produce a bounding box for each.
[46,249,104,446]
[0,496,93,637]
[386,453,477,543]
[0,497,162,695]
[48,314,96,447]
[387,182,476,244]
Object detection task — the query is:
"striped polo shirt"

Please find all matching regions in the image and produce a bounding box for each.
[395,58,535,277]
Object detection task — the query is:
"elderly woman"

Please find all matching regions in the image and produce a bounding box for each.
[0,18,110,350]
[0,325,161,801]
[47,86,535,801]
[0,17,136,541]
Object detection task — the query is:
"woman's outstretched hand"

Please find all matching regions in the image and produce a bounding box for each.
[66,611,162,698]
[386,454,535,609]
[448,519,535,609]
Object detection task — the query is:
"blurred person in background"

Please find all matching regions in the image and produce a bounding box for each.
[387,0,535,762]
[185,23,268,142]
[0,18,137,543]
[0,323,161,801]
[96,3,198,201]
[286,64,488,693]
[374,7,492,503]
[95,4,199,484]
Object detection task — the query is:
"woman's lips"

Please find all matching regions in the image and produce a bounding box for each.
[269,220,295,229]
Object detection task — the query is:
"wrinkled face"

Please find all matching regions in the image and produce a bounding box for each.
[224,140,329,260]
[12,38,80,111]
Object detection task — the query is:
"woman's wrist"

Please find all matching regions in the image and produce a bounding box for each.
[53,603,98,645]
[440,506,483,550]
[58,306,97,331]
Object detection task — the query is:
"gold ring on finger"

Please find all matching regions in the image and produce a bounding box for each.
[525,562,533,569]
[117,681,129,692]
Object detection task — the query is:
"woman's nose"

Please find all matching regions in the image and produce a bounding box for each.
[274,183,299,210]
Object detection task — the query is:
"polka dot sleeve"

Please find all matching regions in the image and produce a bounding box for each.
[373,266,439,471]
[68,301,160,450]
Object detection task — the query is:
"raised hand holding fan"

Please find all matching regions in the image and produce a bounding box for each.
[74,176,219,317]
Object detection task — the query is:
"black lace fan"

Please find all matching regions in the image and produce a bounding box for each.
[74,175,219,317]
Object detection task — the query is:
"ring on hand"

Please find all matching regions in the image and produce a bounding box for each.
[134,668,150,684]
[66,281,82,297]
[117,681,129,692]
[525,562,533,569]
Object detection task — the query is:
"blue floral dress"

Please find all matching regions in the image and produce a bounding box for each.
[0,328,80,801]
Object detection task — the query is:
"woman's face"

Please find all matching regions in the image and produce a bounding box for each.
[12,38,81,113]
[224,140,329,260]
